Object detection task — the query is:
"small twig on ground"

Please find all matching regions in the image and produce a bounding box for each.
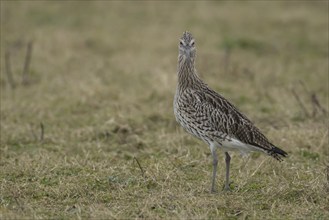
[5,50,16,89]
[250,158,266,177]
[133,156,145,178]
[291,88,310,118]
[311,93,328,116]
[299,80,327,117]
[22,41,33,85]
[40,122,44,141]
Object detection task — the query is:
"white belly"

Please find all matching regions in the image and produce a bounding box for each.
[211,138,265,155]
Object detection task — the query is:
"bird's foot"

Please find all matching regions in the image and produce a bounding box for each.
[223,186,232,192]
[223,183,232,192]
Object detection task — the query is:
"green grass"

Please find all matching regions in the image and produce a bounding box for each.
[1,1,328,219]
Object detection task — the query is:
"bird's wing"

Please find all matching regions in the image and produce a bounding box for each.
[191,89,287,160]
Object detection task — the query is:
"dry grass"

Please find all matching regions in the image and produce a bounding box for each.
[1,1,328,219]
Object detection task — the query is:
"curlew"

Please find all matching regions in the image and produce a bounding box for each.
[173,31,287,192]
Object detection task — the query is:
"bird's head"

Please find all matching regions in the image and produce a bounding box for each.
[178,31,196,62]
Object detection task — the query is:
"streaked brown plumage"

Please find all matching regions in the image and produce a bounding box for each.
[173,31,287,192]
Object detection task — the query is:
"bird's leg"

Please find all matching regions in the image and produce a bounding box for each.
[224,152,231,191]
[210,145,218,193]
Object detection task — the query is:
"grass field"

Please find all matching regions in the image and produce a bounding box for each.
[1,1,328,219]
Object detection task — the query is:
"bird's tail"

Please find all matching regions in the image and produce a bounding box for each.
[268,146,288,161]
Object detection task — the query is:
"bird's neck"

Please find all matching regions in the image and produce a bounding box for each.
[177,57,201,90]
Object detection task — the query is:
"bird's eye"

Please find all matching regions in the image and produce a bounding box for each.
[179,41,184,46]
[191,41,195,46]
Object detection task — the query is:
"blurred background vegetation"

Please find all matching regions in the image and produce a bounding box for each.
[1,1,328,219]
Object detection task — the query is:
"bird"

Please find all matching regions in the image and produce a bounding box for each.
[173,31,287,192]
